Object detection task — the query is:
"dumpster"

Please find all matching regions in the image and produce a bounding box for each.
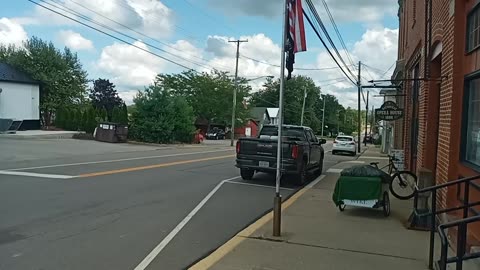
[94,122,128,143]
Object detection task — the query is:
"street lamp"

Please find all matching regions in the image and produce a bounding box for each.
[230,75,274,147]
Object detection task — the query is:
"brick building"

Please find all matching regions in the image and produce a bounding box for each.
[394,0,480,247]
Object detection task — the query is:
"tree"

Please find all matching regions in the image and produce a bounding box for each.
[157,70,251,128]
[0,37,88,126]
[55,108,65,129]
[89,78,123,121]
[84,106,98,134]
[251,75,322,133]
[130,78,195,143]
[120,103,129,124]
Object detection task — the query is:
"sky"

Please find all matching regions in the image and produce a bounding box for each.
[0,0,399,109]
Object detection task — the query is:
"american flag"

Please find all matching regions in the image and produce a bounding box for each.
[286,0,307,80]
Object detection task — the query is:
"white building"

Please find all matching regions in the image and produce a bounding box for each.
[0,63,40,130]
[267,108,279,125]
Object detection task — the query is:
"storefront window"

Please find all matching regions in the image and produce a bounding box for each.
[465,78,480,167]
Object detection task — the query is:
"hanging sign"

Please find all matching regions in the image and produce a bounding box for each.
[375,101,404,121]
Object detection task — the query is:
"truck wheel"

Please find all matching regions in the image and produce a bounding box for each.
[240,169,254,180]
[295,162,307,185]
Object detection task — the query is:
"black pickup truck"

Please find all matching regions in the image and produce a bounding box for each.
[235,125,326,185]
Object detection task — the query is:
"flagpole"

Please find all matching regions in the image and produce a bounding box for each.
[273,0,288,237]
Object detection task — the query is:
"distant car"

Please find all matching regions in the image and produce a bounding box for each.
[364,135,373,144]
[206,129,225,140]
[332,135,356,156]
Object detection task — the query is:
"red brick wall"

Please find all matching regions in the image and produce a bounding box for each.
[397,0,480,247]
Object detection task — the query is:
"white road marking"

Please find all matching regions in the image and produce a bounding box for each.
[10,149,233,171]
[225,180,296,191]
[133,176,241,270]
[344,161,365,164]
[306,174,326,188]
[326,168,344,173]
[0,170,74,179]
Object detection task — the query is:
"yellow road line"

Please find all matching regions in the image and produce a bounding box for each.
[189,175,325,270]
[77,154,235,178]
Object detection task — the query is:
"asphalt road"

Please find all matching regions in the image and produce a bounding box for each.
[0,139,357,270]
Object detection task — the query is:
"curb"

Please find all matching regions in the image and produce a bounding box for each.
[188,175,326,270]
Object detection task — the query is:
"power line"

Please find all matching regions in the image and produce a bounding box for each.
[42,0,223,72]
[304,0,357,80]
[64,0,233,71]
[28,0,199,72]
[319,0,356,69]
[380,62,396,79]
[240,54,354,71]
[112,0,202,43]
[302,8,357,86]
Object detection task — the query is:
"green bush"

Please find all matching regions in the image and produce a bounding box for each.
[55,108,65,129]
[129,84,195,143]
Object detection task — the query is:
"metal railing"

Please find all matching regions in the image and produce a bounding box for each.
[413,174,480,270]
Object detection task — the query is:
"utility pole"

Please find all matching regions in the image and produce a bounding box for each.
[364,90,369,146]
[357,61,362,153]
[321,95,326,137]
[229,39,248,147]
[337,111,340,135]
[300,86,307,126]
[370,106,374,136]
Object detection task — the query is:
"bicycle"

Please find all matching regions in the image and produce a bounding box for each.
[370,155,418,200]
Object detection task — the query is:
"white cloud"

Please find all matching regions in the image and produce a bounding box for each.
[57,30,94,51]
[97,41,165,88]
[0,18,28,47]
[16,0,175,38]
[207,0,396,23]
[203,34,282,85]
[96,27,398,109]
[118,89,139,105]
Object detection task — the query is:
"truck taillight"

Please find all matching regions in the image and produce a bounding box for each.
[349,141,355,145]
[291,145,299,159]
[236,141,240,154]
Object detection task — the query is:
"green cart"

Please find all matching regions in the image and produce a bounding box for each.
[332,176,391,217]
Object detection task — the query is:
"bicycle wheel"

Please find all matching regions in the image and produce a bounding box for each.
[390,171,417,200]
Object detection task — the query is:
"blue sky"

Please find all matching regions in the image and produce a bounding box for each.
[0,0,399,108]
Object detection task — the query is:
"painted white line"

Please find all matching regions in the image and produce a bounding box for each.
[326,168,344,173]
[344,161,366,164]
[0,170,74,179]
[225,180,296,191]
[10,149,233,171]
[305,174,326,188]
[133,176,241,270]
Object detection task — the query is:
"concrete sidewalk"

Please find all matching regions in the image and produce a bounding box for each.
[190,146,431,270]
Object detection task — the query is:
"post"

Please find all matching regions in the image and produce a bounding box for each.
[321,95,326,137]
[337,111,340,136]
[357,61,362,152]
[364,90,369,146]
[229,39,248,147]
[273,0,288,237]
[370,106,374,135]
[300,86,307,126]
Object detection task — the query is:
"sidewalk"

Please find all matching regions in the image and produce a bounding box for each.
[190,146,431,270]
